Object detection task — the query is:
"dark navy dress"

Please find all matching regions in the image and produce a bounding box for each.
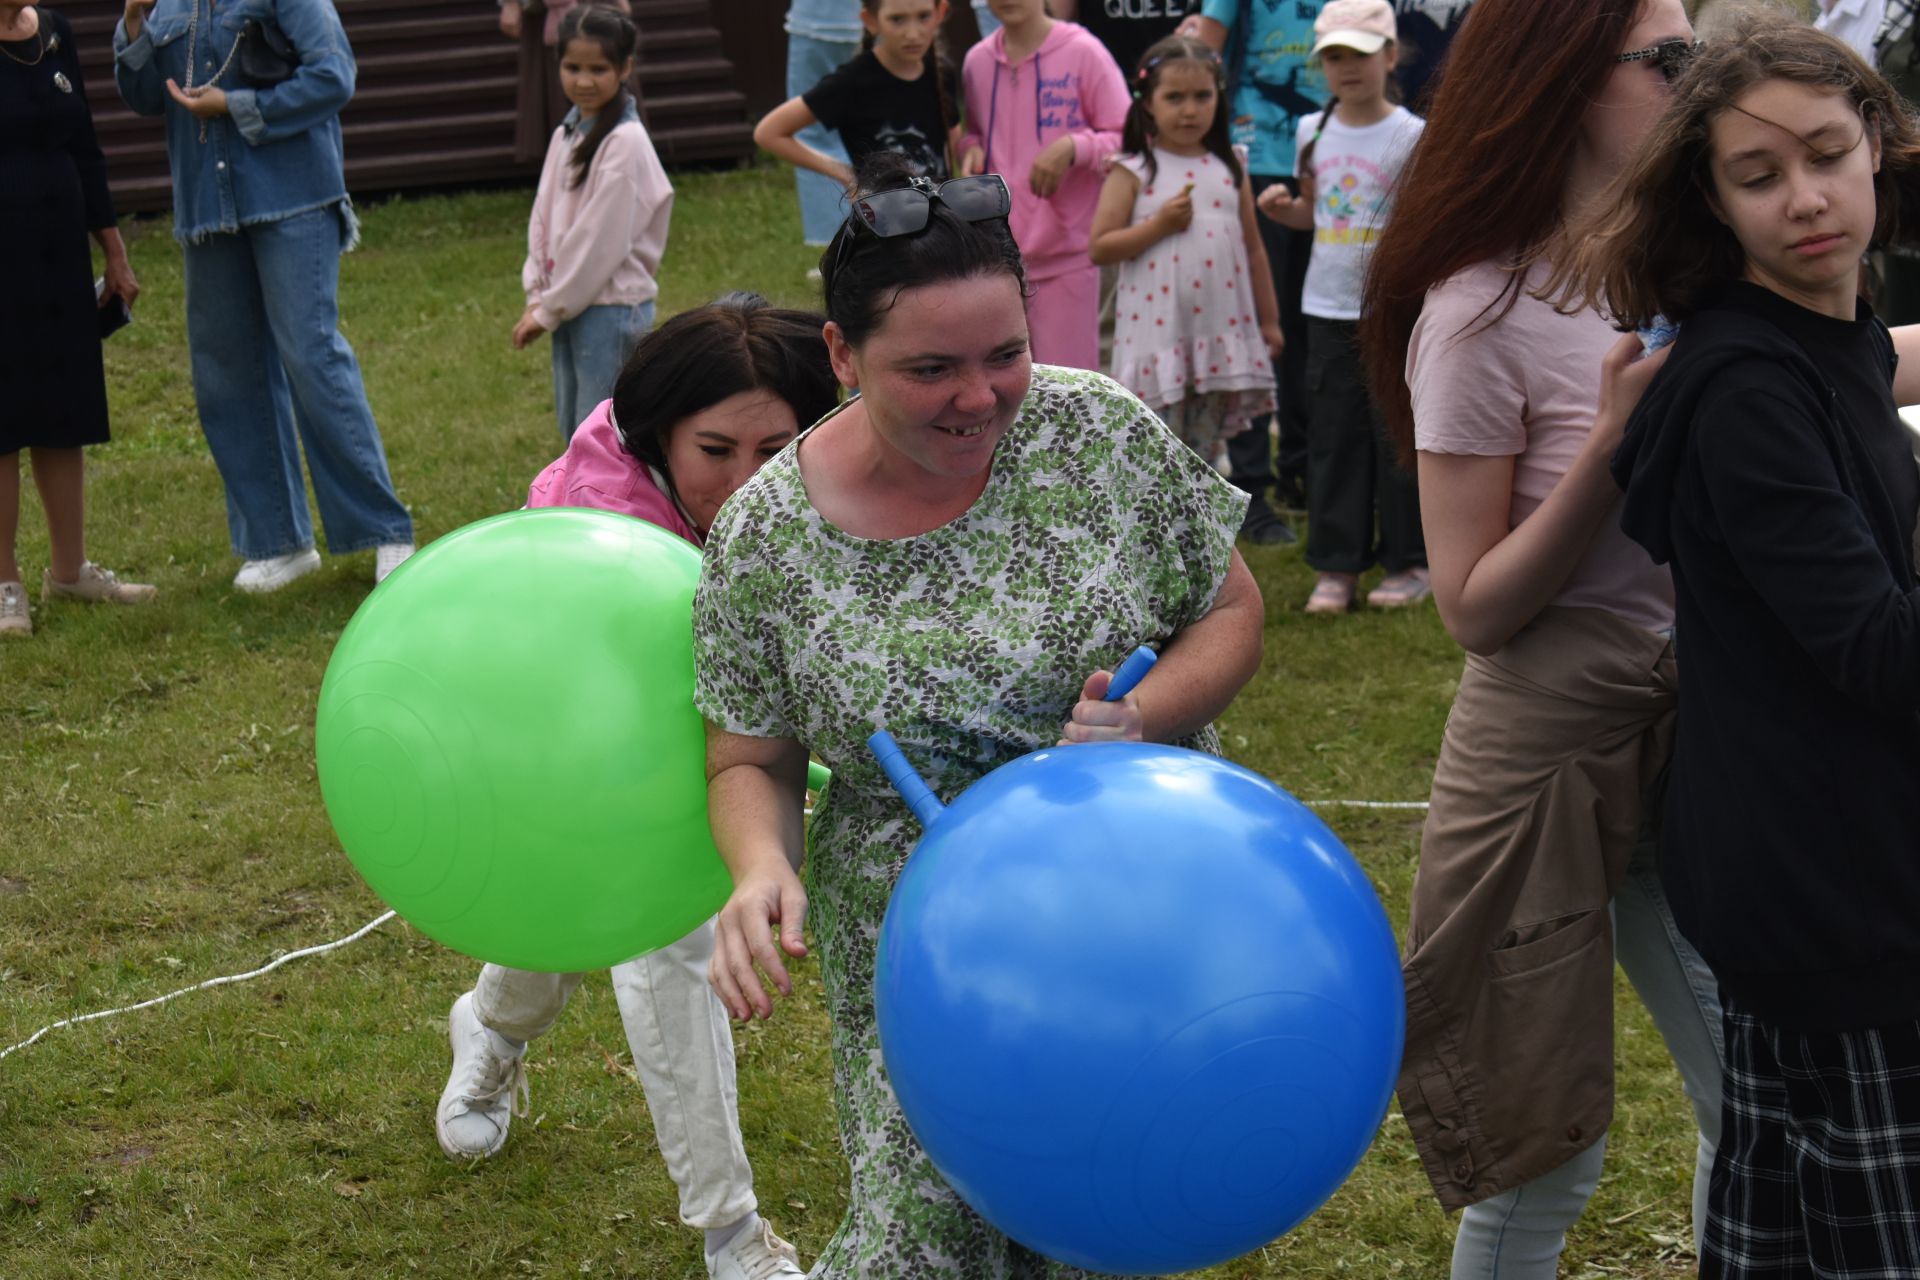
[0,9,115,452]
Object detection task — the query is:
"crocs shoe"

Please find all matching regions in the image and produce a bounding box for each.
[43,561,157,605]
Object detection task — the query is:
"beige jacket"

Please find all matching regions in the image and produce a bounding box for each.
[1398,606,1677,1211]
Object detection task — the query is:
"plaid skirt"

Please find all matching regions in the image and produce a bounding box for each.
[1704,1001,1920,1278]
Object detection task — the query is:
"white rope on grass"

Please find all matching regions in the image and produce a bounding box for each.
[0,909,398,1063]
[0,796,1418,1062]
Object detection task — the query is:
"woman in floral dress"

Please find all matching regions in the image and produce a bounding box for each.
[691,153,1266,1279]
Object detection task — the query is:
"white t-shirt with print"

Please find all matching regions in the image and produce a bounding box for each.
[1293,104,1425,321]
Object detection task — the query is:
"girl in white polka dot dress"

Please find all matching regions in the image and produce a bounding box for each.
[1091,35,1281,466]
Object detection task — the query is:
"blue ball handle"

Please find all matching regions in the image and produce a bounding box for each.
[1106,645,1158,702]
[868,645,1159,833]
[868,729,946,829]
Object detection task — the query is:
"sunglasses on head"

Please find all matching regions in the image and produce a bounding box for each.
[1616,38,1704,84]
[827,174,1013,285]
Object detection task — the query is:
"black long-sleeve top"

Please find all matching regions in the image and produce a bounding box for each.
[1613,281,1920,1033]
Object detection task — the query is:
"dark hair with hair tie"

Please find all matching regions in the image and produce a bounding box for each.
[817,151,1029,348]
[555,5,639,190]
[611,295,839,512]
[1123,36,1242,190]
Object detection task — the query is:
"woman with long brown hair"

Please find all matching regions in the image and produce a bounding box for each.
[1357,0,1724,1274]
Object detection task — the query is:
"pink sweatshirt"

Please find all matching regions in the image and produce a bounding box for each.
[958,21,1129,282]
[525,398,701,545]
[523,103,674,332]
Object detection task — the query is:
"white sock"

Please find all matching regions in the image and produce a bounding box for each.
[705,1211,758,1255]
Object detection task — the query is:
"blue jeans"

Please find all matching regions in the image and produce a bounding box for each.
[1451,838,1726,1279]
[182,205,413,560]
[787,31,858,246]
[551,301,652,440]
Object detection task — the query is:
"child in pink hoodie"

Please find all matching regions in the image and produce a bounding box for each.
[512,6,674,442]
[957,0,1128,370]
[441,295,837,1279]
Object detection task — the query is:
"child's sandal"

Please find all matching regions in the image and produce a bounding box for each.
[1304,573,1357,616]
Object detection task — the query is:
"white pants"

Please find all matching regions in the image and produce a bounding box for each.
[472,918,757,1230]
[1450,844,1725,1278]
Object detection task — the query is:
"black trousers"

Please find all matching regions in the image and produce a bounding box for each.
[1229,173,1312,517]
[1303,318,1424,575]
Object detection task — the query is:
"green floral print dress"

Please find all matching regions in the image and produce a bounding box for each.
[693,365,1248,1279]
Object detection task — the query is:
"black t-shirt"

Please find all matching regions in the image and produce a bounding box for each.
[1076,0,1199,79]
[1393,0,1473,112]
[803,48,957,181]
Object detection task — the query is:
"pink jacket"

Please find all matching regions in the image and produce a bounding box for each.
[523,103,673,331]
[525,398,701,545]
[958,21,1129,282]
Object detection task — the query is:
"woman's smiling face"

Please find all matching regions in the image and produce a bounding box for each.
[828,272,1032,482]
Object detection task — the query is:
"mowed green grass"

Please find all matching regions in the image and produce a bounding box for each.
[0,164,1699,1278]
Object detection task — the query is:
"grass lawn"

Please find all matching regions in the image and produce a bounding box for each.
[1,163,1699,1278]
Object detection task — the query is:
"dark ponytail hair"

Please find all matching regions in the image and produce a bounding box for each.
[1121,37,1242,190]
[819,151,1027,347]
[555,5,639,190]
[611,295,840,510]
[858,0,956,177]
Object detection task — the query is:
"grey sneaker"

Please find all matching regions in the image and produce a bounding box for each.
[0,581,30,637]
[707,1219,805,1280]
[43,561,157,605]
[435,991,528,1161]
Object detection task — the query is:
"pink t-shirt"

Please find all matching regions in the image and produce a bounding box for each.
[524,398,701,546]
[1407,260,1674,634]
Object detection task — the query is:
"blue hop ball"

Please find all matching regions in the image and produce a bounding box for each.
[872,741,1404,1276]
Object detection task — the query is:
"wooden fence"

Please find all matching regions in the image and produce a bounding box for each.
[64,0,759,213]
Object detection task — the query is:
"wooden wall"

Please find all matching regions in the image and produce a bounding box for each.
[64,0,757,213]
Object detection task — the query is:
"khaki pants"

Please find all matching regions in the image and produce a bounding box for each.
[473,918,757,1230]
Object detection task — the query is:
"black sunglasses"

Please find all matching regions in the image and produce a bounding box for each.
[826,175,1013,284]
[1616,38,1704,84]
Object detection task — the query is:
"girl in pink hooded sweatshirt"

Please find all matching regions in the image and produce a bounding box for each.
[957,0,1128,370]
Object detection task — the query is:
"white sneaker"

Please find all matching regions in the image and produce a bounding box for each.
[0,581,30,637]
[707,1219,805,1280]
[233,548,321,594]
[435,991,528,1161]
[373,542,415,584]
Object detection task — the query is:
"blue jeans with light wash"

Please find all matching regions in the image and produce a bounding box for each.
[787,31,859,246]
[182,204,413,561]
[1451,837,1726,1279]
[551,301,653,441]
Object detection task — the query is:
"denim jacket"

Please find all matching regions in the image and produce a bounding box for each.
[113,0,355,244]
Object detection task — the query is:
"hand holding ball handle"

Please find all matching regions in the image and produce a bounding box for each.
[866,643,1404,1275]
[869,646,1157,813]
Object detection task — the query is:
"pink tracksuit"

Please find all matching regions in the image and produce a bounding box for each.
[959,21,1128,371]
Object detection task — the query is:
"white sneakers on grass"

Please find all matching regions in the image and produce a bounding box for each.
[233,548,322,594]
[435,991,528,1161]
[707,1218,805,1280]
[374,541,414,583]
[231,542,413,594]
